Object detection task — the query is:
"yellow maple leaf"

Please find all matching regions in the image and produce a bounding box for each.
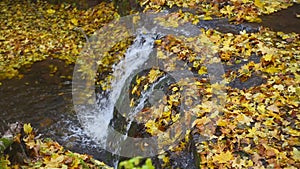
[262,54,273,61]
[213,151,233,163]
[71,18,78,26]
[217,118,227,127]
[246,127,257,138]
[203,16,213,20]
[157,50,167,59]
[46,9,56,14]
[257,104,266,113]
[198,66,207,75]
[148,69,162,83]
[242,0,250,3]
[131,85,138,95]
[254,0,264,9]
[23,123,33,135]
[264,67,280,74]
[220,5,235,15]
[236,114,253,125]
[193,116,211,126]
[132,15,140,24]
[172,86,179,92]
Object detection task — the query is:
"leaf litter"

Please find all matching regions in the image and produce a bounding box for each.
[0,0,299,168]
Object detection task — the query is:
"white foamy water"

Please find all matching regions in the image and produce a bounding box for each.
[81,34,156,145]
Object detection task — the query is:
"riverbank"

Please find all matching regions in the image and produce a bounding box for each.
[1,0,299,168]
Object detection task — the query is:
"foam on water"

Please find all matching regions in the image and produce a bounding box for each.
[81,34,156,145]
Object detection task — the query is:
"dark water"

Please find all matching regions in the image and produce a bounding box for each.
[257,4,300,34]
[0,58,117,165]
[0,4,299,168]
[0,58,75,139]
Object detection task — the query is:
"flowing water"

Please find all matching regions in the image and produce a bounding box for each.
[1,4,299,168]
[75,33,179,166]
[76,34,155,145]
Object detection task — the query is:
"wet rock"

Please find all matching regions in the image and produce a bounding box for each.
[167,133,200,169]
[197,19,260,34]
[224,54,267,89]
[228,72,266,90]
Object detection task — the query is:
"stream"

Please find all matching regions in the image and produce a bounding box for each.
[0,4,299,168]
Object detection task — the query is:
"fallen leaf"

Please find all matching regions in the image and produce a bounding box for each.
[46,9,56,14]
[292,147,300,161]
[23,123,33,135]
[267,104,280,112]
[213,151,233,163]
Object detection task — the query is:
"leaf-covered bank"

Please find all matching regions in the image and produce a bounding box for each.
[0,0,118,80]
[0,0,299,168]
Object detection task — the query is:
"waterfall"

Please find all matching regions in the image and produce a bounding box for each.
[79,33,157,149]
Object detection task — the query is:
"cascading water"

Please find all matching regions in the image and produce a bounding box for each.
[76,33,160,158]
[72,12,224,168]
[108,72,169,168]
